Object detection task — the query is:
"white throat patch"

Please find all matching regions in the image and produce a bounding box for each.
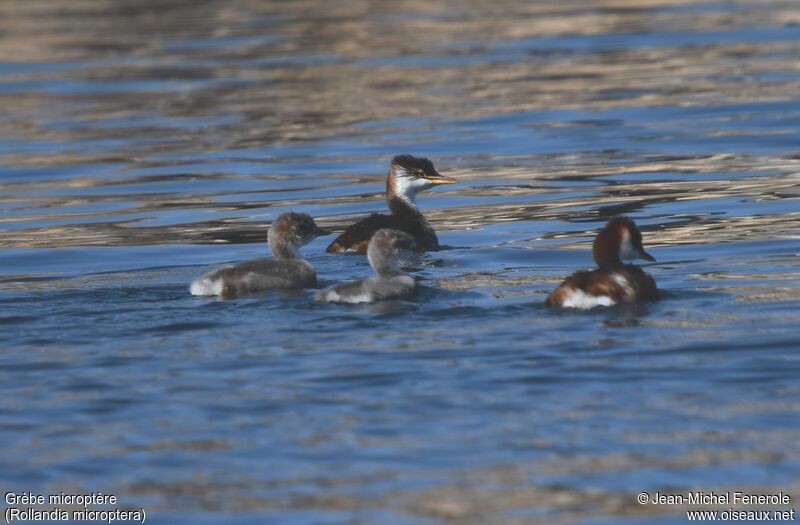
[619,229,638,260]
[393,166,431,204]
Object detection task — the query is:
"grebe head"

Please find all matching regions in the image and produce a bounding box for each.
[592,216,655,267]
[367,229,417,277]
[268,212,330,259]
[387,154,456,204]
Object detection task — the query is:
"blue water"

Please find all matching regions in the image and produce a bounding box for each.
[1,1,799,523]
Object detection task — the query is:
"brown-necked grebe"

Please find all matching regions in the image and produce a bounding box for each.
[545,216,659,309]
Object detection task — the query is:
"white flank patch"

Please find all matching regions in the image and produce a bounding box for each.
[561,288,616,309]
[320,290,340,302]
[338,291,373,304]
[338,292,373,304]
[190,276,224,296]
[317,288,373,304]
[611,273,633,299]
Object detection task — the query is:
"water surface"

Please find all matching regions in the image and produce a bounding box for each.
[1,1,799,523]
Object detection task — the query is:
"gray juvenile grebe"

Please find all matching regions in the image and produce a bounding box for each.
[317,229,417,303]
[190,212,330,297]
[545,217,659,309]
[326,155,455,254]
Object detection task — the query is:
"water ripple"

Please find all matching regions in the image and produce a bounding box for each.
[1,1,799,524]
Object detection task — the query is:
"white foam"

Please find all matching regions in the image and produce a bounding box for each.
[561,288,616,309]
[190,276,224,296]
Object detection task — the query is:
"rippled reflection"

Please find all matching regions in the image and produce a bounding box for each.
[1,1,799,525]
[2,0,800,248]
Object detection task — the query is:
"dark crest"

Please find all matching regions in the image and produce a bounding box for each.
[391,155,437,176]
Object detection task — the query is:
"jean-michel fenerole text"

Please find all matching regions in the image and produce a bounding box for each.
[650,491,791,506]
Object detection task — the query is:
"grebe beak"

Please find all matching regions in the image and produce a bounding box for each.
[315,226,332,237]
[427,172,456,185]
[639,249,656,262]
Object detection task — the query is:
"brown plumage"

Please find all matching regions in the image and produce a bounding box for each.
[545,217,660,308]
[326,155,455,254]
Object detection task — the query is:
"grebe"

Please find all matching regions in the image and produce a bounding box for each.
[545,217,659,309]
[190,212,330,297]
[326,155,455,254]
[317,229,417,303]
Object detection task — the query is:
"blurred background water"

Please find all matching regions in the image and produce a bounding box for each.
[1,1,799,524]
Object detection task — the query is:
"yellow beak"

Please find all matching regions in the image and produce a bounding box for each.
[428,174,456,185]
